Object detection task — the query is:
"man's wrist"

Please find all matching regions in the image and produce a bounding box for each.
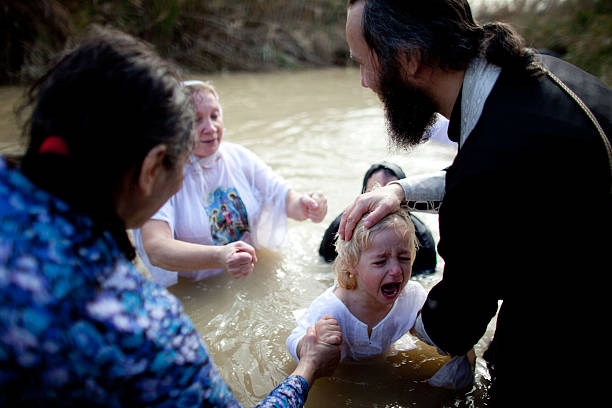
[387,181,407,203]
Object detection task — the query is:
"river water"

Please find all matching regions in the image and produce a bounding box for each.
[0,68,495,407]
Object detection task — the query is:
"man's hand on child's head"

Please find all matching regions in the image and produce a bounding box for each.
[315,314,342,346]
[339,183,404,240]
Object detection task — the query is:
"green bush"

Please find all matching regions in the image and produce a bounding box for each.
[476,0,611,85]
[1,0,609,86]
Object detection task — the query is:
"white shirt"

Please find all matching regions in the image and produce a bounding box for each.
[286,281,427,362]
[132,142,291,287]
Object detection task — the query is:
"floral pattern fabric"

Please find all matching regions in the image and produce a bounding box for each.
[0,157,308,407]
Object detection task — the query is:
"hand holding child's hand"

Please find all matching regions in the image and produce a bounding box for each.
[315,314,342,346]
[295,317,342,383]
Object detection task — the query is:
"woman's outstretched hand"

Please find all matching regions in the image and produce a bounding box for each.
[299,192,328,223]
[286,190,328,223]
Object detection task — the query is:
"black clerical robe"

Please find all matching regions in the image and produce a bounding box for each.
[422,55,611,404]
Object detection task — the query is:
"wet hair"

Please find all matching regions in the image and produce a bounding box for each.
[361,161,406,193]
[348,0,541,76]
[333,206,418,290]
[182,80,223,117]
[183,80,220,100]
[19,25,194,259]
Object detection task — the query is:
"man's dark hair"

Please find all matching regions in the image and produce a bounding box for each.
[348,0,541,75]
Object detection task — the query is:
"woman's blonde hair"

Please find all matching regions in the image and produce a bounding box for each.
[333,207,418,290]
[182,80,223,116]
[182,80,219,99]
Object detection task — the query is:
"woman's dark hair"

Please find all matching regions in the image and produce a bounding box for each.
[19,25,194,259]
[349,0,541,76]
[361,161,405,193]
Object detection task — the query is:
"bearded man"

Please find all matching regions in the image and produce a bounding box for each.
[339,0,611,405]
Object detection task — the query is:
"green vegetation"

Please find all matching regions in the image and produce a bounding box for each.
[1,0,610,85]
[0,0,350,83]
[477,0,611,85]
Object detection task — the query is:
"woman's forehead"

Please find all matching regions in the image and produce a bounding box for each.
[194,89,220,109]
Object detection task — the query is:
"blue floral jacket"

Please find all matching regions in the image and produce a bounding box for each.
[0,157,308,407]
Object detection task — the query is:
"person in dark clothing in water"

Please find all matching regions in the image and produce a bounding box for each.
[319,161,437,276]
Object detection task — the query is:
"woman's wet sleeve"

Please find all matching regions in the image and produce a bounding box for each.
[254,375,309,408]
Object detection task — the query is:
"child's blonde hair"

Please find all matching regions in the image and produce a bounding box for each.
[333,207,418,290]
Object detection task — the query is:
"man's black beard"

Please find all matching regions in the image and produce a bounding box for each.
[378,65,438,149]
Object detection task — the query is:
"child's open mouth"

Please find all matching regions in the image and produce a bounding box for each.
[381,282,401,299]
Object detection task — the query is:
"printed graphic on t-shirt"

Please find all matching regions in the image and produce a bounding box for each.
[205,187,250,245]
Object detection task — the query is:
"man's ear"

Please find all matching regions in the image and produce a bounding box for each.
[400,47,422,79]
[139,144,168,196]
[369,47,382,72]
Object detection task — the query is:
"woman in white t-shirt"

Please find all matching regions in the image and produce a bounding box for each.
[133,81,327,287]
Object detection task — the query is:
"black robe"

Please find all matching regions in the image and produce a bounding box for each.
[421,55,611,405]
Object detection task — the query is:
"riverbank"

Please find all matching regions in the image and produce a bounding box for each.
[1,0,349,84]
[1,0,609,85]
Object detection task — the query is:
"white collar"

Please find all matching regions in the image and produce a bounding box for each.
[197,149,221,169]
[460,58,502,147]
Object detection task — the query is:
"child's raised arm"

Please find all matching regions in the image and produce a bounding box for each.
[297,315,341,359]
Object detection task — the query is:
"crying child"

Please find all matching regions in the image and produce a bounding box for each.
[286,206,474,390]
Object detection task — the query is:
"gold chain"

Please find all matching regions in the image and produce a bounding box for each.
[541,66,612,194]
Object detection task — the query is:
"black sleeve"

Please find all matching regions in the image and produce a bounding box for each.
[421,167,503,356]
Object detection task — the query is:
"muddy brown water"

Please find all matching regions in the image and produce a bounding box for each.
[1,68,494,407]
